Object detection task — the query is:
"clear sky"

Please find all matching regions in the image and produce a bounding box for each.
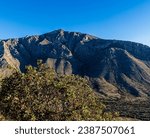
[0,0,150,46]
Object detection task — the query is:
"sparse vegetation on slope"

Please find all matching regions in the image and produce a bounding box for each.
[103,97,150,121]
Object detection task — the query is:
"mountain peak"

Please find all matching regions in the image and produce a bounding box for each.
[49,29,65,34]
[0,30,150,98]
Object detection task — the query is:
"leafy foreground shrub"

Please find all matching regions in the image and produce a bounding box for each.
[0,63,118,121]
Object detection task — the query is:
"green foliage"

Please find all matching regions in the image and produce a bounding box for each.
[0,63,118,121]
[0,114,6,121]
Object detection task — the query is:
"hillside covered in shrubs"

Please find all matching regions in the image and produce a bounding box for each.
[0,62,118,121]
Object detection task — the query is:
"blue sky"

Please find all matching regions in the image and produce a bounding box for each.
[0,0,150,45]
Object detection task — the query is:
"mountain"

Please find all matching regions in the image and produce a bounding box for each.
[0,29,150,98]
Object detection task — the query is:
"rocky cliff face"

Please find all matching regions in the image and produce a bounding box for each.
[0,29,150,98]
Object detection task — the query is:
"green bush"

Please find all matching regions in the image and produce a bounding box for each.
[0,63,118,121]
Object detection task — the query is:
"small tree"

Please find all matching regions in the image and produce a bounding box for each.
[0,63,118,121]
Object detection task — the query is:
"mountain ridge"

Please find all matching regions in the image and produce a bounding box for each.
[0,29,150,98]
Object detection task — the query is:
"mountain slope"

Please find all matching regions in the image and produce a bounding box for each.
[0,29,150,98]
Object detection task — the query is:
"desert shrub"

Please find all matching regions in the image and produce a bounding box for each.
[0,114,6,121]
[0,63,118,121]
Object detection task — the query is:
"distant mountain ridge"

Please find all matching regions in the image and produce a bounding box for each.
[0,29,150,98]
